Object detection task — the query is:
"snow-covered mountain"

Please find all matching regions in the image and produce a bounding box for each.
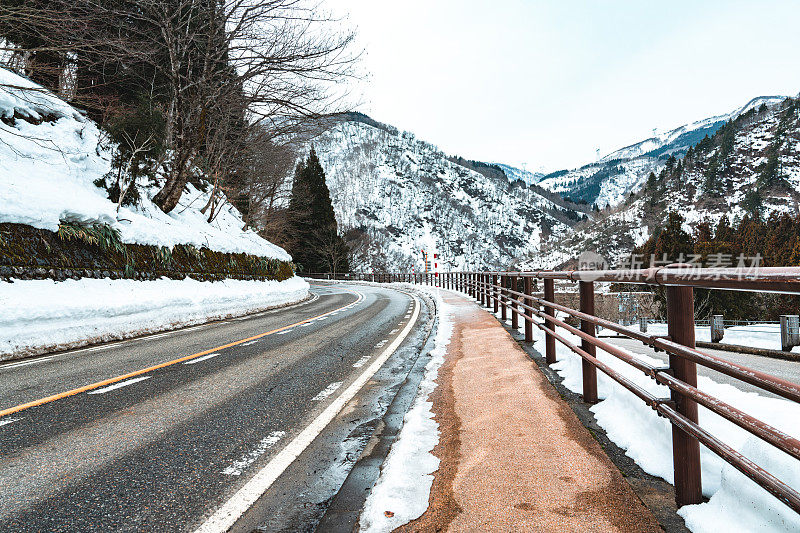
[531,95,800,269]
[495,163,546,186]
[311,116,585,271]
[537,96,788,208]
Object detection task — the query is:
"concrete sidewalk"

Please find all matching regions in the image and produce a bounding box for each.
[402,290,661,532]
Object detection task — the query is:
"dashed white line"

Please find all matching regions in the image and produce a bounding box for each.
[239,340,259,347]
[0,417,22,427]
[374,340,388,348]
[195,290,417,533]
[276,330,292,335]
[389,328,399,334]
[311,382,343,401]
[87,376,150,395]
[183,353,220,365]
[352,356,371,368]
[222,431,286,476]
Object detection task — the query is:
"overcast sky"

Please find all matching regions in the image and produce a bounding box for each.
[327,0,800,172]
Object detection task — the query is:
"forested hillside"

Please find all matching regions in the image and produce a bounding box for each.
[534,96,800,269]
[311,118,588,271]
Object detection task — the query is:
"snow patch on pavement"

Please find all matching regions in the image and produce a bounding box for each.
[358,288,453,532]
[0,276,309,360]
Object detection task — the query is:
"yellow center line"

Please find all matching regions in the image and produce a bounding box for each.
[0,288,362,419]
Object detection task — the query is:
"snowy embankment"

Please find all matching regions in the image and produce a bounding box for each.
[528,325,800,533]
[359,287,454,532]
[647,322,800,354]
[0,67,288,260]
[0,276,309,361]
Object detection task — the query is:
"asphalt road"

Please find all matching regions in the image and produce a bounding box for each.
[0,282,432,532]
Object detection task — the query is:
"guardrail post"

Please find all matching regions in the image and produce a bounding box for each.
[711,314,724,342]
[524,276,533,342]
[500,274,508,321]
[781,315,800,351]
[543,278,556,364]
[667,285,702,507]
[579,281,598,404]
[492,274,499,313]
[511,275,519,331]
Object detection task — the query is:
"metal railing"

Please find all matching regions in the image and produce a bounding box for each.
[309,267,800,514]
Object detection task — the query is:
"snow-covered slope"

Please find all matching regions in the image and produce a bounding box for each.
[538,96,788,208]
[495,163,545,186]
[0,67,290,260]
[532,95,800,269]
[311,119,583,271]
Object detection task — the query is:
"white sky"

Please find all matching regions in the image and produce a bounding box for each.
[328,0,800,171]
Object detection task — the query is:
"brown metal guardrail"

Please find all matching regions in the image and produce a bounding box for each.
[306,267,800,514]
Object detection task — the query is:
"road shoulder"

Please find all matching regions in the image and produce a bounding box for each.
[407,290,663,532]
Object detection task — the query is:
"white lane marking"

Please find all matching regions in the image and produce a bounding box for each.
[183,353,220,365]
[1,354,62,371]
[352,356,371,368]
[389,328,399,334]
[221,431,286,476]
[87,376,150,395]
[300,322,314,327]
[276,330,292,335]
[311,382,343,401]
[239,340,259,347]
[84,345,112,353]
[0,417,22,427]
[374,340,388,348]
[195,293,420,533]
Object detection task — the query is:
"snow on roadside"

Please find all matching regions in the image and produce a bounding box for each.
[528,325,800,532]
[358,287,454,532]
[647,322,800,354]
[0,276,309,361]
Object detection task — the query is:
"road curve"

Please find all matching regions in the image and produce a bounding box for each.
[0,282,431,532]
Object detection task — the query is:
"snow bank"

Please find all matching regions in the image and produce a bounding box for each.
[0,67,290,260]
[359,287,454,532]
[647,322,800,354]
[528,326,800,532]
[0,276,309,360]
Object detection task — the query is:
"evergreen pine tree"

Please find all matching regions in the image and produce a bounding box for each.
[287,148,350,273]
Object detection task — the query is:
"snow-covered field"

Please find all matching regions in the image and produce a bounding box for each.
[359,286,454,532]
[0,67,289,260]
[0,276,309,361]
[531,325,800,532]
[646,322,800,354]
